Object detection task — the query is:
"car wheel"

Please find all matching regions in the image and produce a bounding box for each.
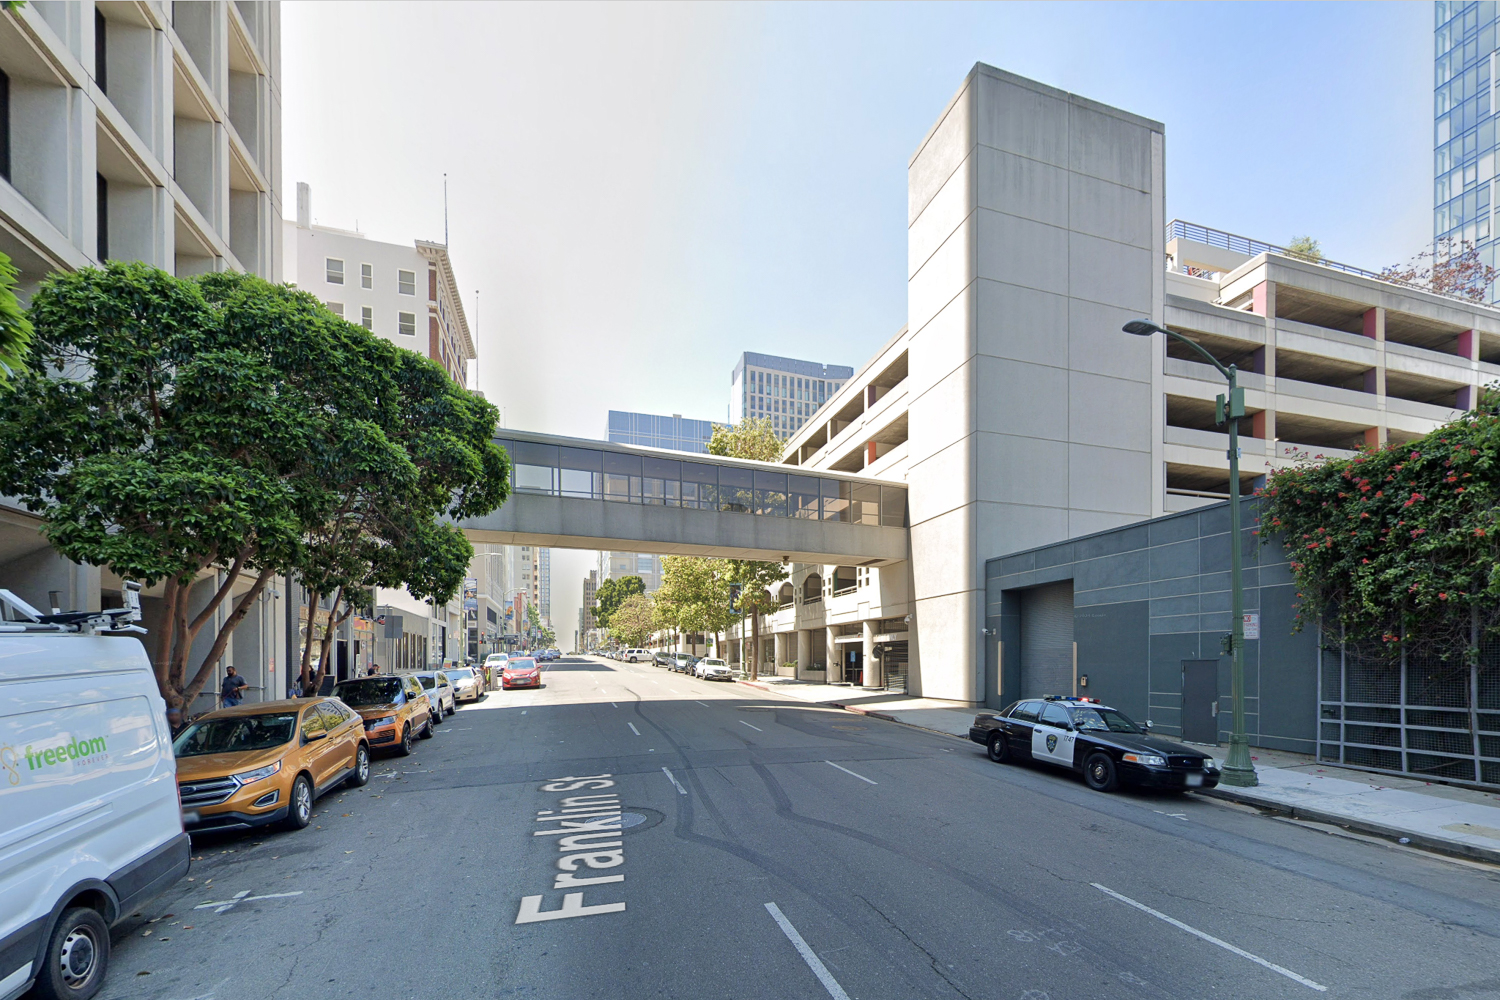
[430,708,443,727]
[346,744,371,787]
[419,714,435,738]
[32,906,109,1000]
[396,724,414,757]
[281,774,314,830]
[1084,752,1120,792]
[986,732,1010,763]
[446,700,455,716]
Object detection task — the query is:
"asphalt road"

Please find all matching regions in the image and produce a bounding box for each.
[81,655,1500,1000]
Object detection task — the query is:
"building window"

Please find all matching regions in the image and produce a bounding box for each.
[326,258,344,284]
[398,311,416,336]
[96,174,108,261]
[361,263,373,289]
[0,68,9,182]
[398,269,416,295]
[327,301,344,318]
[361,305,373,330]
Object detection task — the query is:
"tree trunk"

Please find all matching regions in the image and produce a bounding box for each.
[177,568,275,711]
[309,588,353,695]
[154,578,182,702]
[750,611,761,682]
[298,588,321,695]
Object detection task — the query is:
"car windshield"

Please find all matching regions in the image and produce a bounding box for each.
[334,677,403,706]
[416,675,437,689]
[508,659,537,669]
[703,659,726,666]
[1068,707,1144,734]
[173,713,298,757]
[445,668,474,682]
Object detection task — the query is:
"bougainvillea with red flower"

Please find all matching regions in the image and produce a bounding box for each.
[1257,389,1500,651]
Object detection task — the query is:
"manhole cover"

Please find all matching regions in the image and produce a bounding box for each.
[618,812,648,829]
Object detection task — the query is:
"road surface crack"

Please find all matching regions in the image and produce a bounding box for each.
[857,894,976,1000]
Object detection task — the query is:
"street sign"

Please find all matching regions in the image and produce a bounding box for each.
[1242,613,1260,640]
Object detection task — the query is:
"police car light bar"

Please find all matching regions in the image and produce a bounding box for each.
[1043,695,1100,703]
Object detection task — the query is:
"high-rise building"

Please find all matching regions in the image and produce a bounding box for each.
[538,547,551,625]
[1433,2,1499,298]
[284,183,475,387]
[601,551,662,593]
[581,570,598,639]
[0,2,283,294]
[607,411,716,452]
[730,353,853,441]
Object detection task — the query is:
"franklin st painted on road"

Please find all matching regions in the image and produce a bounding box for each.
[515,773,628,924]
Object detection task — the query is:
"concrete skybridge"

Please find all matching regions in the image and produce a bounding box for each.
[458,430,909,566]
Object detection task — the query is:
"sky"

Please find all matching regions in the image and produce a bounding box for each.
[282,1,1435,646]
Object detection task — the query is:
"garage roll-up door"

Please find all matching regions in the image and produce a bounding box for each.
[1020,581,1074,699]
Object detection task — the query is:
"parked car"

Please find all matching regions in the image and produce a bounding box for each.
[672,652,699,674]
[622,648,650,663]
[485,652,510,672]
[444,665,485,703]
[412,671,457,717]
[502,657,542,690]
[332,675,434,756]
[547,648,562,660]
[0,588,190,1000]
[175,697,371,834]
[695,657,733,681]
[653,651,674,666]
[968,696,1221,792]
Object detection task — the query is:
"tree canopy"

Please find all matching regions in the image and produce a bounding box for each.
[707,416,781,462]
[1258,390,1500,656]
[655,557,739,642]
[610,593,656,648]
[593,575,644,631]
[0,251,31,388]
[0,263,507,708]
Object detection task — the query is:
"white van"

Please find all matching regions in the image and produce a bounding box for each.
[1,588,189,1000]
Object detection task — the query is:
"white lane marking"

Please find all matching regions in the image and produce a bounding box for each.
[696,701,710,707]
[661,766,687,795]
[194,889,304,914]
[1091,884,1327,992]
[764,902,852,1000]
[825,760,877,785]
[668,688,680,694]
[612,703,618,708]
[522,710,527,715]
[627,723,641,736]
[740,720,763,732]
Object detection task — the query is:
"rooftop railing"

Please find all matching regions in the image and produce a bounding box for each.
[1167,220,1389,283]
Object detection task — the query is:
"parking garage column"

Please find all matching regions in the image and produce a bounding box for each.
[773,632,787,677]
[826,626,841,682]
[1458,329,1480,409]
[796,629,811,680]
[1362,307,1388,445]
[1250,281,1276,454]
[862,619,879,689]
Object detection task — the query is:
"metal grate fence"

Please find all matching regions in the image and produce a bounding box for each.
[1319,620,1500,787]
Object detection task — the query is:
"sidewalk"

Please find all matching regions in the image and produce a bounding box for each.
[1201,748,1500,865]
[736,675,1500,865]
[734,675,980,738]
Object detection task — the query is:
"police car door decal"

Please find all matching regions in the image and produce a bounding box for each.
[1031,710,1076,766]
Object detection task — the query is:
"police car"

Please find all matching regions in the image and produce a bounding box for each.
[968,696,1221,793]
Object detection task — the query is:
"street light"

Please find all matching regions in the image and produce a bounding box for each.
[1123,319,1257,788]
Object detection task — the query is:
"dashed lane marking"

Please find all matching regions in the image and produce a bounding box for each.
[661,767,687,795]
[740,720,763,732]
[825,760,877,785]
[696,701,710,707]
[1091,884,1326,991]
[627,723,641,736]
[765,902,852,1000]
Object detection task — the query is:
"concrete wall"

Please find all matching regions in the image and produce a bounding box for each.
[905,63,1165,704]
[985,498,1319,754]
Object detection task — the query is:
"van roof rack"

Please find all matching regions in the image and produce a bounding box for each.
[0,582,146,635]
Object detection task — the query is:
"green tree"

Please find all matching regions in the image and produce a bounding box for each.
[0,264,322,710]
[707,416,781,462]
[705,415,788,673]
[1258,389,1500,659]
[593,575,644,631]
[611,593,656,648]
[0,251,32,388]
[525,603,556,649]
[1285,236,1323,263]
[655,556,741,658]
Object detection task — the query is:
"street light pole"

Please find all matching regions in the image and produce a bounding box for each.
[1123,319,1257,787]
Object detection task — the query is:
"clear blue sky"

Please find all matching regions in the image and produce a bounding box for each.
[283,1,1433,638]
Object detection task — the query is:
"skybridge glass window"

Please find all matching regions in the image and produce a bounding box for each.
[719,466,753,514]
[603,452,642,502]
[681,462,718,510]
[789,474,819,518]
[511,442,557,493]
[559,447,601,498]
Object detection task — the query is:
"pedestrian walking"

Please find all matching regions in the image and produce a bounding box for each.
[220,666,248,707]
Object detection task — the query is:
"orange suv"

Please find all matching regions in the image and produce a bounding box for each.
[332,674,435,755]
[174,698,371,834]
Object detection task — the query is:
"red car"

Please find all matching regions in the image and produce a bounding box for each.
[502,657,542,689]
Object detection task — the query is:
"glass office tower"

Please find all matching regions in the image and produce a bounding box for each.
[606,411,716,453]
[1434,1,1500,299]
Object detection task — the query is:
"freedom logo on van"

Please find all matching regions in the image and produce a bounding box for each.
[22,735,109,772]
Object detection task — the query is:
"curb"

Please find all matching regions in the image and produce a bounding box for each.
[1197,786,1500,866]
[733,678,970,740]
